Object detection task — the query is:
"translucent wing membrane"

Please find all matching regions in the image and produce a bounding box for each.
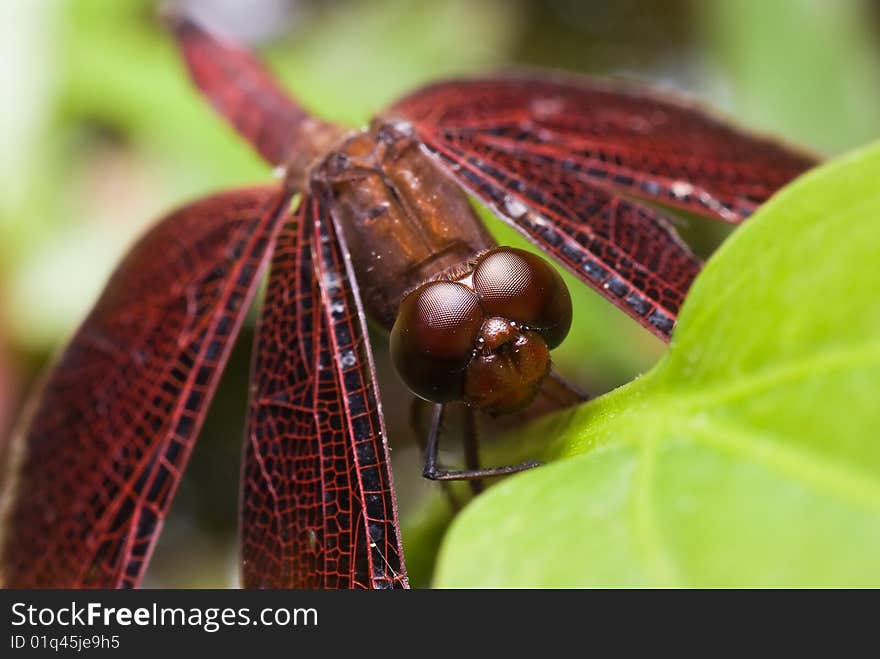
[242,193,407,589]
[390,75,817,339]
[408,134,700,339]
[391,75,817,222]
[168,13,334,167]
[0,187,291,588]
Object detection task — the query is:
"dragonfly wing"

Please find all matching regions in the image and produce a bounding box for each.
[0,187,292,588]
[390,129,700,339]
[241,192,407,589]
[390,74,817,222]
[389,75,817,340]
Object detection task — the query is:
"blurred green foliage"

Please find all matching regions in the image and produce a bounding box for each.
[698,0,880,154]
[0,0,877,586]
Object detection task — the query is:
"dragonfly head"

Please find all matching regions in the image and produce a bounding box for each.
[390,247,572,415]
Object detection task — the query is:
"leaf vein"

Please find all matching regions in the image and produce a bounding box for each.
[673,340,880,407]
[631,437,681,586]
[686,416,880,511]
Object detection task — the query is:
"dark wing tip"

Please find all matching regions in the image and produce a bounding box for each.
[159,3,226,46]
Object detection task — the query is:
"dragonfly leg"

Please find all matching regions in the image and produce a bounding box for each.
[462,407,483,495]
[422,403,543,485]
[410,397,464,510]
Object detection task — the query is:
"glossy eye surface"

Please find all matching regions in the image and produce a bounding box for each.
[472,247,572,348]
[390,281,483,402]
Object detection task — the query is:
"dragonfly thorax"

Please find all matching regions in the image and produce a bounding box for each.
[390,246,572,415]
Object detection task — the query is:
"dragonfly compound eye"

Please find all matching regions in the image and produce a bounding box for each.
[472,247,572,348]
[390,281,484,402]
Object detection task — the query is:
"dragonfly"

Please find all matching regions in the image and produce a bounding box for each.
[0,13,817,589]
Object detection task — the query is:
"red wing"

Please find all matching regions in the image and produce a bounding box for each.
[390,74,818,222]
[241,193,407,589]
[167,13,333,167]
[400,134,699,339]
[0,187,292,588]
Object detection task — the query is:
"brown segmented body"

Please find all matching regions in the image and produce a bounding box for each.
[311,120,496,329]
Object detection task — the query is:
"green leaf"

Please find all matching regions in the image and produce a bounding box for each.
[434,142,880,587]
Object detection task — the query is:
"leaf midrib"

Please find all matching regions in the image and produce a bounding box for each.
[663,338,880,407]
[631,436,681,586]
[598,405,880,514]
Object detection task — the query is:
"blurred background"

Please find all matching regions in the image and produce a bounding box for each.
[0,0,878,586]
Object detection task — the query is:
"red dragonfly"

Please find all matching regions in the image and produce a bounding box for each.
[0,14,816,589]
